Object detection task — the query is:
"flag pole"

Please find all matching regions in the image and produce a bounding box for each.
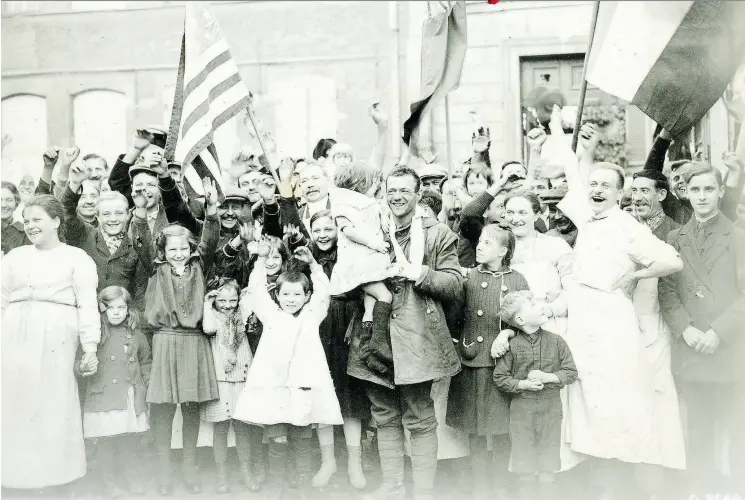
[445,95,453,181]
[571,0,601,153]
[245,98,282,187]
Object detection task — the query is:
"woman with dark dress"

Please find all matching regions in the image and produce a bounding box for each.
[307,210,370,489]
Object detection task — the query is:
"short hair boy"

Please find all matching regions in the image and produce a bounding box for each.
[492,290,578,499]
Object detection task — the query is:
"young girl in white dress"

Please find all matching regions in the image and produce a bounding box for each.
[201,278,259,493]
[233,242,342,492]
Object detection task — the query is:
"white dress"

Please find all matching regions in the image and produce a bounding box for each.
[1,244,101,488]
[511,231,587,471]
[558,188,682,465]
[233,264,343,427]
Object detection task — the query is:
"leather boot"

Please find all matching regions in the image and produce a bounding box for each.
[410,429,438,500]
[215,462,230,494]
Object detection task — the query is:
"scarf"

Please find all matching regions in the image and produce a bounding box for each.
[387,205,426,269]
[100,231,125,255]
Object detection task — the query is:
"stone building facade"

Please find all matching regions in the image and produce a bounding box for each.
[1,0,735,185]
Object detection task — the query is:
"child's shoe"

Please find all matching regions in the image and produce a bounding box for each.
[347,445,367,490]
[215,462,229,494]
[312,444,337,488]
[240,463,261,492]
[181,451,201,494]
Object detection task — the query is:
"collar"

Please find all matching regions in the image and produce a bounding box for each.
[645,211,667,231]
[694,210,720,227]
[146,204,160,221]
[305,196,330,217]
[588,205,619,222]
[476,264,511,277]
[100,230,125,241]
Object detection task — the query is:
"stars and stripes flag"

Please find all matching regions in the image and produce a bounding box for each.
[164,1,252,200]
[586,0,745,137]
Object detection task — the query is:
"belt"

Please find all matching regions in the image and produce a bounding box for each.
[156,328,204,336]
[8,297,76,307]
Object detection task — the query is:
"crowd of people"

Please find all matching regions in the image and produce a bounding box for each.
[1,94,744,500]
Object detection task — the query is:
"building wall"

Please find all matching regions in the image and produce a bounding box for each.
[1,1,404,183]
[1,0,735,185]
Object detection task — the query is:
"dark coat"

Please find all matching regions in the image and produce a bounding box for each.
[1,219,28,254]
[347,216,464,388]
[60,186,140,294]
[75,326,152,414]
[651,214,681,242]
[658,213,745,383]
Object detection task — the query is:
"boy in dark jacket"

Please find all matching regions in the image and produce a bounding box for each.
[493,290,578,500]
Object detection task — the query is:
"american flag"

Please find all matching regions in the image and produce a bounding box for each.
[165,1,251,200]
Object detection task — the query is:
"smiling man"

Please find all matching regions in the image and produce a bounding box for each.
[559,138,684,498]
[631,170,681,241]
[297,162,331,232]
[60,164,140,295]
[347,166,463,500]
[658,163,745,495]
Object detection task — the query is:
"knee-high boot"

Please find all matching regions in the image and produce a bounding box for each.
[376,426,406,499]
[410,428,438,500]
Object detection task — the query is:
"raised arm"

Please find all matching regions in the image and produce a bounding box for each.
[130,191,156,277]
[644,129,672,173]
[202,294,219,334]
[197,181,220,273]
[368,103,389,171]
[63,163,96,248]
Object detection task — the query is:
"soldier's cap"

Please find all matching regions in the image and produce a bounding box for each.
[221,186,251,205]
[538,184,568,205]
[128,163,159,179]
[418,164,448,181]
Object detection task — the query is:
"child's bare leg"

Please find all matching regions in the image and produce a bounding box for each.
[362,281,392,323]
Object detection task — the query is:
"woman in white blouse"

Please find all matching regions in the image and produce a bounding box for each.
[2,195,101,490]
[503,189,586,471]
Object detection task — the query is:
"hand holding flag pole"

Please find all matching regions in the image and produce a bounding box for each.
[245,92,282,187]
[571,1,601,153]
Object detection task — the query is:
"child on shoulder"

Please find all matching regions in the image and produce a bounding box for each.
[77,286,151,498]
[233,240,342,493]
[493,289,578,500]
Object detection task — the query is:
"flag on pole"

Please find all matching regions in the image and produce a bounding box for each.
[164,1,252,199]
[586,0,745,137]
[402,1,467,158]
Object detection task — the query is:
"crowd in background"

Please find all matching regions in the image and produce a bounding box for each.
[1,90,744,500]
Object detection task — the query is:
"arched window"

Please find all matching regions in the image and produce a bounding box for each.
[73,90,127,167]
[1,94,48,185]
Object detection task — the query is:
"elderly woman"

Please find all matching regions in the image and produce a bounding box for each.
[503,189,586,471]
[1,181,29,254]
[1,195,101,490]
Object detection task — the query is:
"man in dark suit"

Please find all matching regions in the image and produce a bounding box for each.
[631,169,681,241]
[658,163,745,495]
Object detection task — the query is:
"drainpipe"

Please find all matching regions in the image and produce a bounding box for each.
[389,0,402,159]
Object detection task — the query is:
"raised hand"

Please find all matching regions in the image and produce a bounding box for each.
[722,151,743,177]
[293,245,316,265]
[369,101,389,129]
[203,178,219,213]
[141,149,167,177]
[61,146,81,167]
[132,188,148,211]
[256,238,272,258]
[68,163,89,190]
[43,147,61,170]
[133,129,154,152]
[578,123,601,157]
[526,128,547,151]
[256,175,277,203]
